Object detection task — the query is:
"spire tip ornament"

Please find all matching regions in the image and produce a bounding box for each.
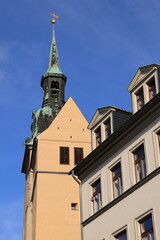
[50,13,59,24]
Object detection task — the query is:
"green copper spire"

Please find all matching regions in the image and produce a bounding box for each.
[27,22,67,145]
[45,25,62,75]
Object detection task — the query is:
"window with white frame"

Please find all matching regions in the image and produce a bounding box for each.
[138,213,155,240]
[91,178,102,213]
[111,162,123,199]
[133,144,147,182]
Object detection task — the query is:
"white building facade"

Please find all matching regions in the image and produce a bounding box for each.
[72,64,160,240]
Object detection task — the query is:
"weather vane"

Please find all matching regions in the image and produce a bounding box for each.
[50,13,59,24]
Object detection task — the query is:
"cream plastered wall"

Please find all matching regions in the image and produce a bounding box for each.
[81,118,160,221]
[34,174,81,240]
[32,97,91,240]
[36,97,91,171]
[83,175,160,240]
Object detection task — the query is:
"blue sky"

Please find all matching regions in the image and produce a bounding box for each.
[1,0,160,239]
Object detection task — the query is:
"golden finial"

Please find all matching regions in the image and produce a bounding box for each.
[50,13,59,24]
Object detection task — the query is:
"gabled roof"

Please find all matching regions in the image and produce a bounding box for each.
[37,96,90,141]
[88,106,131,130]
[71,92,160,179]
[22,97,90,173]
[127,63,160,92]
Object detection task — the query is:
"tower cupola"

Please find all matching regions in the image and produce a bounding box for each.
[41,24,67,110]
[29,23,67,142]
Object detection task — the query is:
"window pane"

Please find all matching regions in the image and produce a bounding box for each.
[133,145,146,182]
[150,232,155,240]
[113,179,119,198]
[91,179,102,213]
[142,237,149,240]
[113,166,121,177]
[74,148,83,165]
[60,147,69,164]
[93,179,101,192]
[104,118,111,139]
[149,87,156,99]
[115,230,127,240]
[142,158,147,178]
[148,78,156,100]
[135,161,142,181]
[135,146,144,159]
[94,195,99,212]
[95,127,101,147]
[112,163,123,198]
[141,217,152,233]
[136,88,144,110]
[118,233,127,240]
[140,214,154,240]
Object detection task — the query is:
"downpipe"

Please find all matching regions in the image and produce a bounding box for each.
[71,170,84,240]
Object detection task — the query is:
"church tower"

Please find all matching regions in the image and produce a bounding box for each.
[21,20,91,240]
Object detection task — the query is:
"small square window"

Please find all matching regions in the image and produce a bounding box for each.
[71,203,78,210]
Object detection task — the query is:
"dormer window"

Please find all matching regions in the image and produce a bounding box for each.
[95,127,101,147]
[147,77,156,100]
[136,88,144,110]
[128,64,160,114]
[104,118,111,139]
